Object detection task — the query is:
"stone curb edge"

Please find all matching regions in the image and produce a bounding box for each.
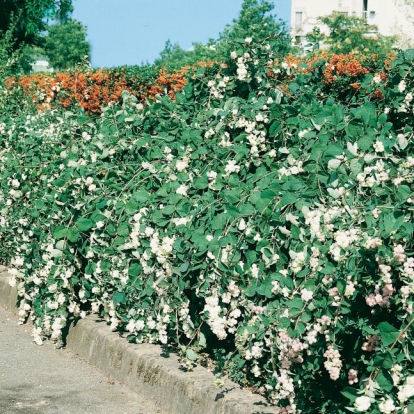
[0,266,278,414]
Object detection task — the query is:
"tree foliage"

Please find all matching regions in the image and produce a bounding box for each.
[0,0,73,49]
[42,19,90,70]
[217,0,290,54]
[153,40,217,70]
[154,0,291,70]
[316,12,397,55]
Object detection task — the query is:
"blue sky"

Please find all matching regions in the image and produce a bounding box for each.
[72,0,291,68]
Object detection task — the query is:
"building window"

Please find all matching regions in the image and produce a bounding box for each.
[295,12,303,29]
[362,0,369,19]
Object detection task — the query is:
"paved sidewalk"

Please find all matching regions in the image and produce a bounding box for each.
[0,305,165,414]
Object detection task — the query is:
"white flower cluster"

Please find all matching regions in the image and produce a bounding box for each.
[277,330,307,370]
[224,159,240,176]
[347,368,358,385]
[278,157,304,178]
[203,286,241,340]
[323,345,342,380]
[378,398,396,414]
[397,375,414,403]
[356,159,390,188]
[329,228,360,262]
[289,250,306,273]
[32,314,68,347]
[218,131,232,147]
[304,315,332,345]
[230,48,253,82]
[178,302,194,339]
[272,368,297,411]
[207,76,230,99]
[234,114,269,158]
[361,334,379,352]
[126,318,145,333]
[354,395,372,412]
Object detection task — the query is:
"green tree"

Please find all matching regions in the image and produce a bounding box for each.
[316,12,397,55]
[154,39,217,70]
[42,19,90,70]
[0,19,20,79]
[0,0,73,49]
[154,0,291,70]
[216,0,291,56]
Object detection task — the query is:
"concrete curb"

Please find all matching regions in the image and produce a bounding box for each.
[0,266,278,414]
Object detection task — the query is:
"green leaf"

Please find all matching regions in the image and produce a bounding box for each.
[361,102,377,127]
[289,83,300,93]
[35,200,46,210]
[124,200,138,215]
[117,222,130,236]
[113,292,127,305]
[198,332,207,348]
[346,121,363,138]
[376,369,394,391]
[279,192,297,207]
[328,159,341,170]
[186,348,198,361]
[67,228,80,243]
[378,322,399,347]
[269,121,281,137]
[53,226,67,239]
[260,189,277,199]
[238,203,255,216]
[349,159,362,176]
[357,135,373,151]
[194,176,209,190]
[288,297,303,309]
[340,387,358,402]
[222,190,241,204]
[128,262,142,277]
[55,240,66,250]
[162,205,175,215]
[179,262,190,274]
[212,213,228,230]
[76,218,94,232]
[324,144,343,157]
[133,190,151,202]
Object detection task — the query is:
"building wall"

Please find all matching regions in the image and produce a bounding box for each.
[290,0,414,48]
[31,59,54,73]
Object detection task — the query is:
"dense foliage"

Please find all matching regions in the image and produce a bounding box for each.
[0,0,73,48]
[0,0,89,74]
[312,12,397,56]
[42,19,90,70]
[1,37,414,414]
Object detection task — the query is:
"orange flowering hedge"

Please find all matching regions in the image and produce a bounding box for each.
[6,53,395,115]
[269,52,395,101]
[5,65,192,115]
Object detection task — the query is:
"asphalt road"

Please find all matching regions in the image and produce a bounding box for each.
[0,305,166,414]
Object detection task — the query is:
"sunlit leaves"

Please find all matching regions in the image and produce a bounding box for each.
[1,40,414,414]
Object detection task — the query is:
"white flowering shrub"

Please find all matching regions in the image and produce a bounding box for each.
[1,39,414,413]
